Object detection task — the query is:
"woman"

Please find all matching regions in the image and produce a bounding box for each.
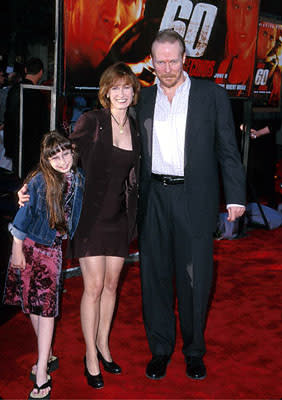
[69,62,140,389]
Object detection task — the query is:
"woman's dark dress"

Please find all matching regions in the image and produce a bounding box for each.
[69,109,140,259]
[89,146,135,257]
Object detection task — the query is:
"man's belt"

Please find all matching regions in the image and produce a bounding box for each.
[151,173,184,185]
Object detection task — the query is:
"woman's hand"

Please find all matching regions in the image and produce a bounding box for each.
[18,184,30,207]
[11,237,26,270]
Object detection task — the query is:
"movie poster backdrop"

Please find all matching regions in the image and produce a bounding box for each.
[253,19,282,108]
[64,0,260,98]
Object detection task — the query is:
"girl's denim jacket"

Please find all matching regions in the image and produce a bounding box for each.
[9,168,85,246]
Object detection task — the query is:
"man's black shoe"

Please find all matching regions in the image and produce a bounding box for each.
[185,356,206,380]
[146,355,170,380]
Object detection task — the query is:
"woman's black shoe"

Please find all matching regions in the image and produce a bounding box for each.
[83,356,104,389]
[97,348,122,374]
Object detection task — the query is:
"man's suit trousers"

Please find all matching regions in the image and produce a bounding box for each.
[139,179,214,357]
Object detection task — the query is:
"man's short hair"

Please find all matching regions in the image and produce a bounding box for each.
[151,29,186,56]
[25,58,44,75]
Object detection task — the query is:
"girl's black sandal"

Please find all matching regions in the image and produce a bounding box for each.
[28,376,52,400]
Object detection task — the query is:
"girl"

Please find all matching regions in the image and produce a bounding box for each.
[3,131,84,400]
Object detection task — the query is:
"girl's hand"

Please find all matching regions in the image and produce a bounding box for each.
[18,184,30,207]
[11,238,26,270]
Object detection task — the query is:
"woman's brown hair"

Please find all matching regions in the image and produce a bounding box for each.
[98,62,141,108]
[26,131,78,234]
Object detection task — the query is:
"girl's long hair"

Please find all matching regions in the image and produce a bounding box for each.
[25,130,78,234]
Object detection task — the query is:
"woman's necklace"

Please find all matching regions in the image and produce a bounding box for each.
[111,112,128,134]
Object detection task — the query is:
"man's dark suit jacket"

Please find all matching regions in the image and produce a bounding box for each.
[136,77,246,235]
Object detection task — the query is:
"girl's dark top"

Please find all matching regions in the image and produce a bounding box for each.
[69,108,140,258]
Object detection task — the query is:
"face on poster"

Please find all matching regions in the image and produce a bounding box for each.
[65,0,145,70]
[64,0,260,98]
[214,0,260,97]
[253,20,282,108]
[64,0,147,89]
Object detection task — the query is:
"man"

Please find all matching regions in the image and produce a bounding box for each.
[136,29,246,381]
[4,58,49,178]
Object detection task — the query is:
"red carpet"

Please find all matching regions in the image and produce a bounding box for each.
[1,228,282,399]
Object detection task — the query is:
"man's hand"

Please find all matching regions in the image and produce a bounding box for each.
[227,206,246,222]
[18,184,30,207]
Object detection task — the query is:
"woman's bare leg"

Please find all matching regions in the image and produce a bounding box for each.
[96,256,124,361]
[80,256,106,375]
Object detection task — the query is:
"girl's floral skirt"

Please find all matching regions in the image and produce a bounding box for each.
[3,237,63,318]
